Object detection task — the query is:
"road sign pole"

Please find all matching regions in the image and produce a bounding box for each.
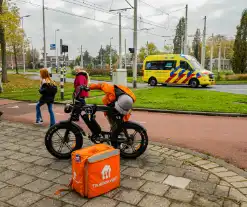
[60,53,64,100]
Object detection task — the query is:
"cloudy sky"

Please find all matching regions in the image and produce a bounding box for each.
[13,0,246,59]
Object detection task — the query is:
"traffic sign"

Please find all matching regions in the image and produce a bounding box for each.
[50,44,56,50]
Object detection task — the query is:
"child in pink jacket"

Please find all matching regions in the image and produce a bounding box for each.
[74,66,90,105]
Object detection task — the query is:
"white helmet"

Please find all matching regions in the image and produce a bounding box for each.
[115,94,133,115]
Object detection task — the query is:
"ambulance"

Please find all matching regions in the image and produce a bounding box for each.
[142,54,215,88]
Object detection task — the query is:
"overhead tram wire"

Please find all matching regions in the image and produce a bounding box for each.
[15,0,172,39]
[60,0,169,30]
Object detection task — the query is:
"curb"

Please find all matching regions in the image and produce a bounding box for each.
[1,99,247,118]
[132,108,247,117]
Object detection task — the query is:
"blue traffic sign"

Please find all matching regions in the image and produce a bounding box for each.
[50,44,56,50]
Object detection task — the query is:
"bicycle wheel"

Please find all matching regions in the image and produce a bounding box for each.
[45,122,83,159]
[112,122,148,159]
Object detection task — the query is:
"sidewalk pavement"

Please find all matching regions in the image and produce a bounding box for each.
[0,121,247,207]
[1,99,247,170]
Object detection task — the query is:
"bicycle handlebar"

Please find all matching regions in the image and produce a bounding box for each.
[74,85,90,100]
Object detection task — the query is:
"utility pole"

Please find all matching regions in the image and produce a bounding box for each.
[101,45,103,69]
[80,45,83,68]
[55,29,59,73]
[218,42,221,74]
[210,33,214,72]
[20,15,30,73]
[109,7,131,70]
[110,37,113,77]
[223,46,226,72]
[133,0,138,88]
[184,4,188,55]
[42,0,47,68]
[201,16,206,68]
[125,39,127,70]
[21,18,25,73]
[119,13,122,69]
[146,41,149,56]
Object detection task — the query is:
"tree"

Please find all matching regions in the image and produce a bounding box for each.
[163,45,173,54]
[7,27,25,74]
[173,17,185,54]
[192,29,201,61]
[95,46,105,67]
[0,1,20,82]
[83,50,91,66]
[138,42,159,62]
[75,50,93,68]
[26,48,39,69]
[232,9,247,73]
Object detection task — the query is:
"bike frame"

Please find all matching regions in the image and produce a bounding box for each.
[63,96,125,143]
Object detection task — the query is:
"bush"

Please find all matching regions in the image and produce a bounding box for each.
[225,74,247,81]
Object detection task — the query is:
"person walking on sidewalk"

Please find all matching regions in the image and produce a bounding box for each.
[35,68,57,126]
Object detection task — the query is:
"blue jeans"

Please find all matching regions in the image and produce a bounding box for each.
[36,102,56,127]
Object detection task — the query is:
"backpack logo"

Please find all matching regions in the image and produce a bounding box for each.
[101,165,111,180]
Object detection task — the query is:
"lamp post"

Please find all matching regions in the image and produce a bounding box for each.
[20,15,31,73]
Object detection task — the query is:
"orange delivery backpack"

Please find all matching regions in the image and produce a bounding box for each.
[56,144,121,198]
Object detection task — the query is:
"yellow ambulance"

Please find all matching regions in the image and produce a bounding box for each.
[142,54,215,88]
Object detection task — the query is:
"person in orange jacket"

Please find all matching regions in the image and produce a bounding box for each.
[89,82,136,128]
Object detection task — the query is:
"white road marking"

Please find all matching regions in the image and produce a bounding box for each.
[55,113,64,116]
[28,103,36,106]
[7,105,19,109]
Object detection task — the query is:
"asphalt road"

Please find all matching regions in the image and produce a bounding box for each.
[9,71,247,95]
[207,84,247,95]
[29,73,148,89]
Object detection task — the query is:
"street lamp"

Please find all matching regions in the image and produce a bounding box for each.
[20,15,31,74]
[55,29,60,73]
[110,37,113,77]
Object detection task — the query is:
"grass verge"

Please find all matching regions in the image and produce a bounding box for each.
[1,75,247,114]
[86,87,247,114]
[0,74,103,102]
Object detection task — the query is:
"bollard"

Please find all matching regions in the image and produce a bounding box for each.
[64,67,67,83]
[60,67,64,100]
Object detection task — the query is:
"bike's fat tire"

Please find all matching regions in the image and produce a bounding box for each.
[112,122,148,159]
[45,122,83,159]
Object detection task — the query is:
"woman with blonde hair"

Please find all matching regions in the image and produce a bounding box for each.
[36,68,57,126]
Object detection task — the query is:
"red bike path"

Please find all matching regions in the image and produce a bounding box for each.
[0,99,246,170]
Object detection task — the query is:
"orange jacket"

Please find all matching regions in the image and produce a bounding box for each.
[89,83,136,121]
